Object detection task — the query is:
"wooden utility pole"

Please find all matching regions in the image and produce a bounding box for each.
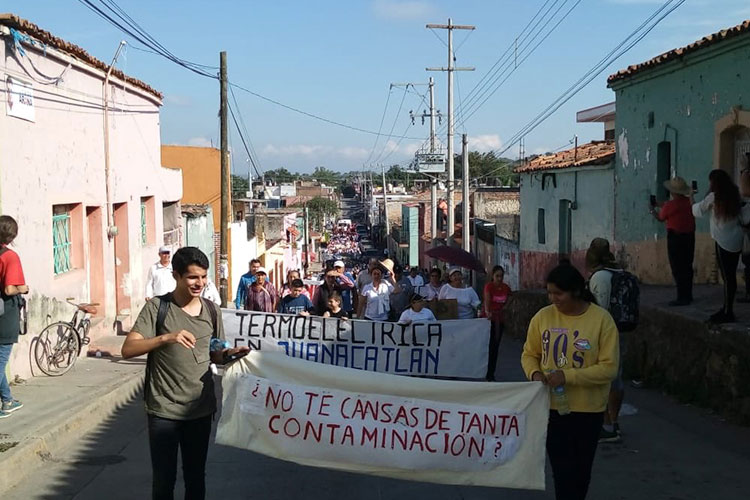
[462,133,470,252]
[219,51,229,307]
[427,18,474,246]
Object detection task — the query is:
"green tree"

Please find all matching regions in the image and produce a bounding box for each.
[455,151,518,187]
[305,196,339,230]
[231,175,249,198]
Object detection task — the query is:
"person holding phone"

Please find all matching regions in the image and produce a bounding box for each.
[650,177,696,306]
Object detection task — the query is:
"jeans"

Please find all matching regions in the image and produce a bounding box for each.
[147,414,213,500]
[667,231,694,302]
[0,343,13,403]
[486,321,504,380]
[716,243,741,315]
[546,410,604,500]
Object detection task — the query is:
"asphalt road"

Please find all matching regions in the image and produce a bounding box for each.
[5,335,750,500]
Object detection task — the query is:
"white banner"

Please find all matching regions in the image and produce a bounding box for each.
[222,310,490,379]
[217,351,549,489]
[6,77,34,122]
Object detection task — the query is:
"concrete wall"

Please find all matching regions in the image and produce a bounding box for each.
[184,209,216,282]
[519,166,614,288]
[0,34,180,378]
[610,34,750,284]
[161,146,223,231]
[495,236,520,290]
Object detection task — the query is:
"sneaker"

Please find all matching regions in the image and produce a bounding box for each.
[1,400,23,413]
[598,427,622,443]
[0,410,10,419]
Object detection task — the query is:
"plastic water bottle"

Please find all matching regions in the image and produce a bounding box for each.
[546,370,571,415]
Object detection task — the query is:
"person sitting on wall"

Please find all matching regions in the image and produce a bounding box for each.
[649,176,696,306]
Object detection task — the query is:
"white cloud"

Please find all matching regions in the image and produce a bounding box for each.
[187,136,213,147]
[468,134,502,153]
[372,0,435,21]
[262,143,370,161]
[164,94,193,107]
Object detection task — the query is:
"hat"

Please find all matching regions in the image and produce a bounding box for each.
[410,293,426,304]
[448,267,463,276]
[585,238,617,270]
[256,267,267,275]
[663,176,692,196]
[378,258,395,274]
[333,260,345,268]
[158,246,171,254]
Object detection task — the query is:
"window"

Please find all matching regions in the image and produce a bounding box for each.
[657,141,671,202]
[53,208,72,275]
[537,208,546,245]
[140,201,147,246]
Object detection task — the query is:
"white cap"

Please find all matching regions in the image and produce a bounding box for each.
[448,267,463,276]
[256,267,267,274]
[333,260,345,268]
[158,246,171,254]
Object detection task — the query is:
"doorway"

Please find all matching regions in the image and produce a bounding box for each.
[86,207,105,316]
[113,203,131,316]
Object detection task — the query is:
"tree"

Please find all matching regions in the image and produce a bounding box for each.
[231,175,249,198]
[455,151,518,187]
[305,196,339,231]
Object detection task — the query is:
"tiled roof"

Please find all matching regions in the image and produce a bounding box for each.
[0,13,162,100]
[608,19,750,85]
[515,141,615,174]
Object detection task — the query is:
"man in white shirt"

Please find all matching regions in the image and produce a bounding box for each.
[145,246,176,299]
[407,267,425,290]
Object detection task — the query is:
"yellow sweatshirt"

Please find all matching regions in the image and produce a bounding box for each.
[521,303,619,413]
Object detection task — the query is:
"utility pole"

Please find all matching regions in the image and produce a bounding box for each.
[219,51,229,307]
[303,205,310,273]
[427,18,475,246]
[381,164,389,241]
[462,133,470,253]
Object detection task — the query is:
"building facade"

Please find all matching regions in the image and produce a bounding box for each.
[0,15,182,377]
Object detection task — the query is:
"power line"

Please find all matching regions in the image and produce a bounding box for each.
[228,102,263,180]
[364,87,393,165]
[229,84,263,176]
[373,85,409,164]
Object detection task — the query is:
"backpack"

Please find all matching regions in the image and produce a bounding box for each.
[145,294,219,401]
[604,269,640,332]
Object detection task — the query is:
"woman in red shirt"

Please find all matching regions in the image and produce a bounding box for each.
[483,265,512,381]
[650,176,695,306]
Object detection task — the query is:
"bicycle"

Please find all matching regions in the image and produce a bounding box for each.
[34,298,98,376]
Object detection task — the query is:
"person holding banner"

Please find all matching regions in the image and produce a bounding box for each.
[245,268,276,312]
[521,263,619,500]
[357,259,401,321]
[438,268,481,319]
[397,293,436,324]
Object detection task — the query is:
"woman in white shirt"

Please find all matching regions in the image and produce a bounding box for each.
[422,268,445,301]
[357,262,401,321]
[398,294,437,324]
[438,268,481,319]
[693,169,750,323]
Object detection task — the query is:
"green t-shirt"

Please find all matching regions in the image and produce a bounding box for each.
[131,296,225,420]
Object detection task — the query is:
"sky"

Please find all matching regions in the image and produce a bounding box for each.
[9,0,750,178]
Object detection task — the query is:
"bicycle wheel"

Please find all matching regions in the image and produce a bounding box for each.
[35,322,81,376]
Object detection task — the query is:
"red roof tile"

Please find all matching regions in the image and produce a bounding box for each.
[0,13,162,100]
[608,19,750,85]
[515,141,615,173]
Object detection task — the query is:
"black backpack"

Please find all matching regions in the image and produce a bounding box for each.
[603,269,640,332]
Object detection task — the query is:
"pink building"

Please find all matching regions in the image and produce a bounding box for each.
[0,15,182,378]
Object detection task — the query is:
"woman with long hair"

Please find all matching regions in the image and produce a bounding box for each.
[693,169,750,323]
[483,265,511,381]
[521,263,618,500]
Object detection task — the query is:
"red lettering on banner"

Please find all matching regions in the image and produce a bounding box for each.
[468,436,485,458]
[268,415,280,434]
[409,430,425,452]
[326,423,341,444]
[284,417,301,438]
[508,415,520,436]
[342,425,355,446]
[450,435,466,456]
[393,406,411,427]
[466,413,482,434]
[361,426,378,446]
[425,432,438,453]
[392,428,408,450]
[303,421,322,442]
[458,410,469,432]
[266,386,294,412]
[304,391,320,416]
[483,414,497,435]
[340,397,351,419]
[380,403,393,423]
[319,394,333,416]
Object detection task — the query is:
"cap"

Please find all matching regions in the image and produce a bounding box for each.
[256,267,267,275]
[410,293,426,304]
[158,246,171,254]
[333,260,345,268]
[448,267,463,276]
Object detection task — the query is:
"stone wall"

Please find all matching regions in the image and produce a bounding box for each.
[506,291,750,425]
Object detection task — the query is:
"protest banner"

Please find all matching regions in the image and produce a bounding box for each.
[222,310,489,378]
[216,351,549,490]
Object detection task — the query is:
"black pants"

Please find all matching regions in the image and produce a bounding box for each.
[667,231,694,302]
[148,414,213,500]
[486,321,504,380]
[716,243,741,315]
[742,251,750,295]
[546,410,604,500]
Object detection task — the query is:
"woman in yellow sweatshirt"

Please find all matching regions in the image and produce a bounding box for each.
[521,263,619,500]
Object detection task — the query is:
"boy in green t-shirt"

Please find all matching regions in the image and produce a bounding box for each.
[122,247,248,500]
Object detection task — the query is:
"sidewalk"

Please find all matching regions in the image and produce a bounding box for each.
[0,338,144,495]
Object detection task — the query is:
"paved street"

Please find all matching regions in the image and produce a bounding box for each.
[5,336,750,500]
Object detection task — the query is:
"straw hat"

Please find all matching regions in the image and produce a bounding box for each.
[378,258,395,274]
[663,176,692,196]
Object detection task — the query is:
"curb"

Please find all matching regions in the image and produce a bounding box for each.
[0,370,144,496]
